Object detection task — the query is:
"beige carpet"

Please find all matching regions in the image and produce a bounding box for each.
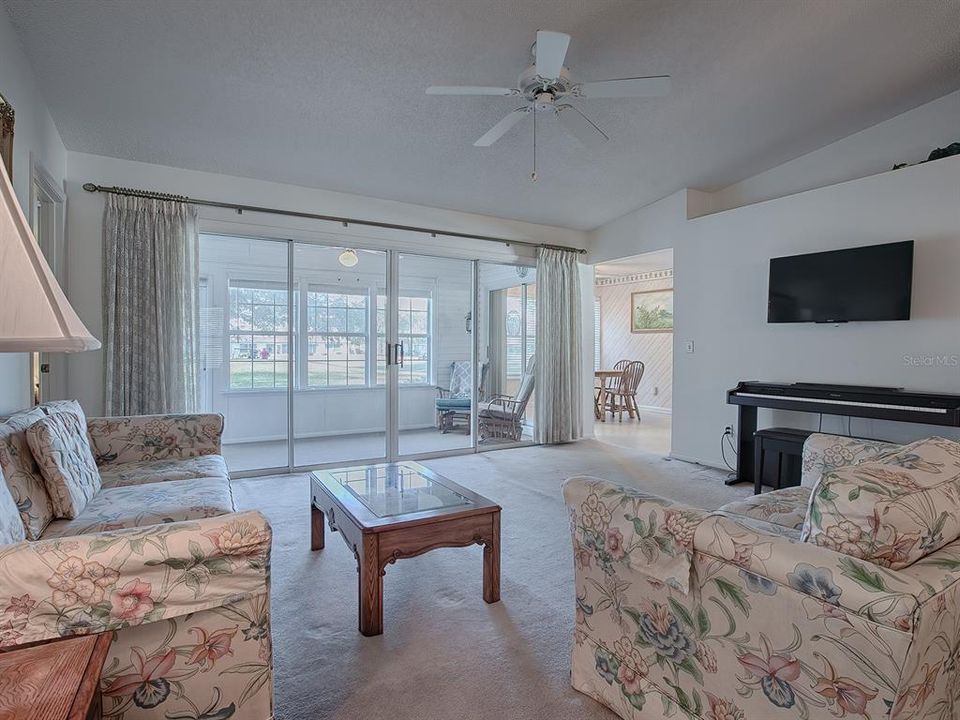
[231,438,749,720]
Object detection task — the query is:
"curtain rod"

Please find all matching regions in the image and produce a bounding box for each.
[81,182,587,255]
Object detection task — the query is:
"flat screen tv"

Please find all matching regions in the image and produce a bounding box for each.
[768,240,913,323]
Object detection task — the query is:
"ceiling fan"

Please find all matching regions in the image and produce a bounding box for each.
[427,30,670,177]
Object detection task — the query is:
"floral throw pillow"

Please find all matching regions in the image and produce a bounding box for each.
[800,433,902,488]
[26,411,101,519]
[0,407,55,539]
[448,361,472,398]
[802,437,960,569]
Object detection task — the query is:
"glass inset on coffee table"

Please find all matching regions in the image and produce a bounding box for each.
[310,462,501,636]
[330,464,474,518]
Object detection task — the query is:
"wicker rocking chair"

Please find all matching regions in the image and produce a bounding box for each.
[479,355,535,442]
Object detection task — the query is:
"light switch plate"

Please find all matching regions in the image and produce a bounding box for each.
[685,340,695,354]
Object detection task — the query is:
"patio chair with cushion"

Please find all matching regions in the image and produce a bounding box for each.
[478,355,535,442]
[435,361,487,433]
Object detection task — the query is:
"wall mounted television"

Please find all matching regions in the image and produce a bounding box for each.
[768,240,914,323]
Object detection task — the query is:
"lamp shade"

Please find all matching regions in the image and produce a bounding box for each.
[0,161,100,352]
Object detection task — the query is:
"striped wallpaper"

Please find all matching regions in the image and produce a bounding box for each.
[595,271,673,410]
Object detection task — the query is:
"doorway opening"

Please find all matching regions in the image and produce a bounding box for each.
[592,249,673,455]
[476,262,537,449]
[29,162,66,404]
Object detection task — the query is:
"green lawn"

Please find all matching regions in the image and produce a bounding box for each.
[230,362,429,389]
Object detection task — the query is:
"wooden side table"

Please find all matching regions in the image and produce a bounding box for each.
[0,632,112,720]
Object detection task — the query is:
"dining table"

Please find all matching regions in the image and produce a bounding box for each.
[594,368,624,422]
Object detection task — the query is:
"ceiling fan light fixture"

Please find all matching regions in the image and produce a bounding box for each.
[426,30,670,176]
[338,248,359,268]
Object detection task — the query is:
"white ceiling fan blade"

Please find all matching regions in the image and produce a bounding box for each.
[575,75,671,99]
[535,30,571,80]
[426,86,518,96]
[474,107,530,147]
[556,105,609,147]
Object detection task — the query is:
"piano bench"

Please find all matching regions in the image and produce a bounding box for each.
[753,427,814,494]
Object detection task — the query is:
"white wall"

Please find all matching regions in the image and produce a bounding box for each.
[588,190,688,265]
[588,91,960,265]
[673,156,960,467]
[585,89,960,469]
[0,7,67,413]
[709,91,960,214]
[64,152,587,416]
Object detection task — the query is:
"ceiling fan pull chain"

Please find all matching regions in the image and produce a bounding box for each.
[531,106,537,182]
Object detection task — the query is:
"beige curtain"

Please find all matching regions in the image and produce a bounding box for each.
[103,195,199,415]
[535,248,582,443]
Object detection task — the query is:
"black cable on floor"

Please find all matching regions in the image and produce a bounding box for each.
[720,432,737,472]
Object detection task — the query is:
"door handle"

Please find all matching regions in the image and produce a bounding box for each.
[385,342,404,367]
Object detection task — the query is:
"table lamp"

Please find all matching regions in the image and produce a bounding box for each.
[0,160,99,363]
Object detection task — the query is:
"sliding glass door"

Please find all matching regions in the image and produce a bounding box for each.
[476,262,537,449]
[200,233,539,474]
[199,235,290,474]
[395,253,475,457]
[292,243,388,467]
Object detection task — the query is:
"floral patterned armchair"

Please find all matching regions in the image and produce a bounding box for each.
[563,472,960,720]
[0,406,273,720]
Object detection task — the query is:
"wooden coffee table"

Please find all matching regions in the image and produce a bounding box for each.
[310,461,501,636]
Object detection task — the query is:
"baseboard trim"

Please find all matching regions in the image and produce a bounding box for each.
[635,405,671,415]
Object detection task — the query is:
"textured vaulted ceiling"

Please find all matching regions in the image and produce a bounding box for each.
[4,0,958,230]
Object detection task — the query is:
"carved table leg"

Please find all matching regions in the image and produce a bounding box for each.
[483,511,501,604]
[311,505,325,550]
[359,534,383,636]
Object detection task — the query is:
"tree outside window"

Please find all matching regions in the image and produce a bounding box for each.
[227,282,432,390]
[229,282,291,389]
[377,294,431,385]
[307,289,368,387]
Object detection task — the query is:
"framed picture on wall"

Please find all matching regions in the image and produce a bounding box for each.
[631,289,673,333]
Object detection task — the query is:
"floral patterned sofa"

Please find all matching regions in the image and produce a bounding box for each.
[563,433,960,720]
[0,402,273,720]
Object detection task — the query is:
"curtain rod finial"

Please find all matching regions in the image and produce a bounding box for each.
[82,183,97,192]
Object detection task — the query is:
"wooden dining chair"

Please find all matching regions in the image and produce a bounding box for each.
[606,360,645,422]
[596,359,628,419]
